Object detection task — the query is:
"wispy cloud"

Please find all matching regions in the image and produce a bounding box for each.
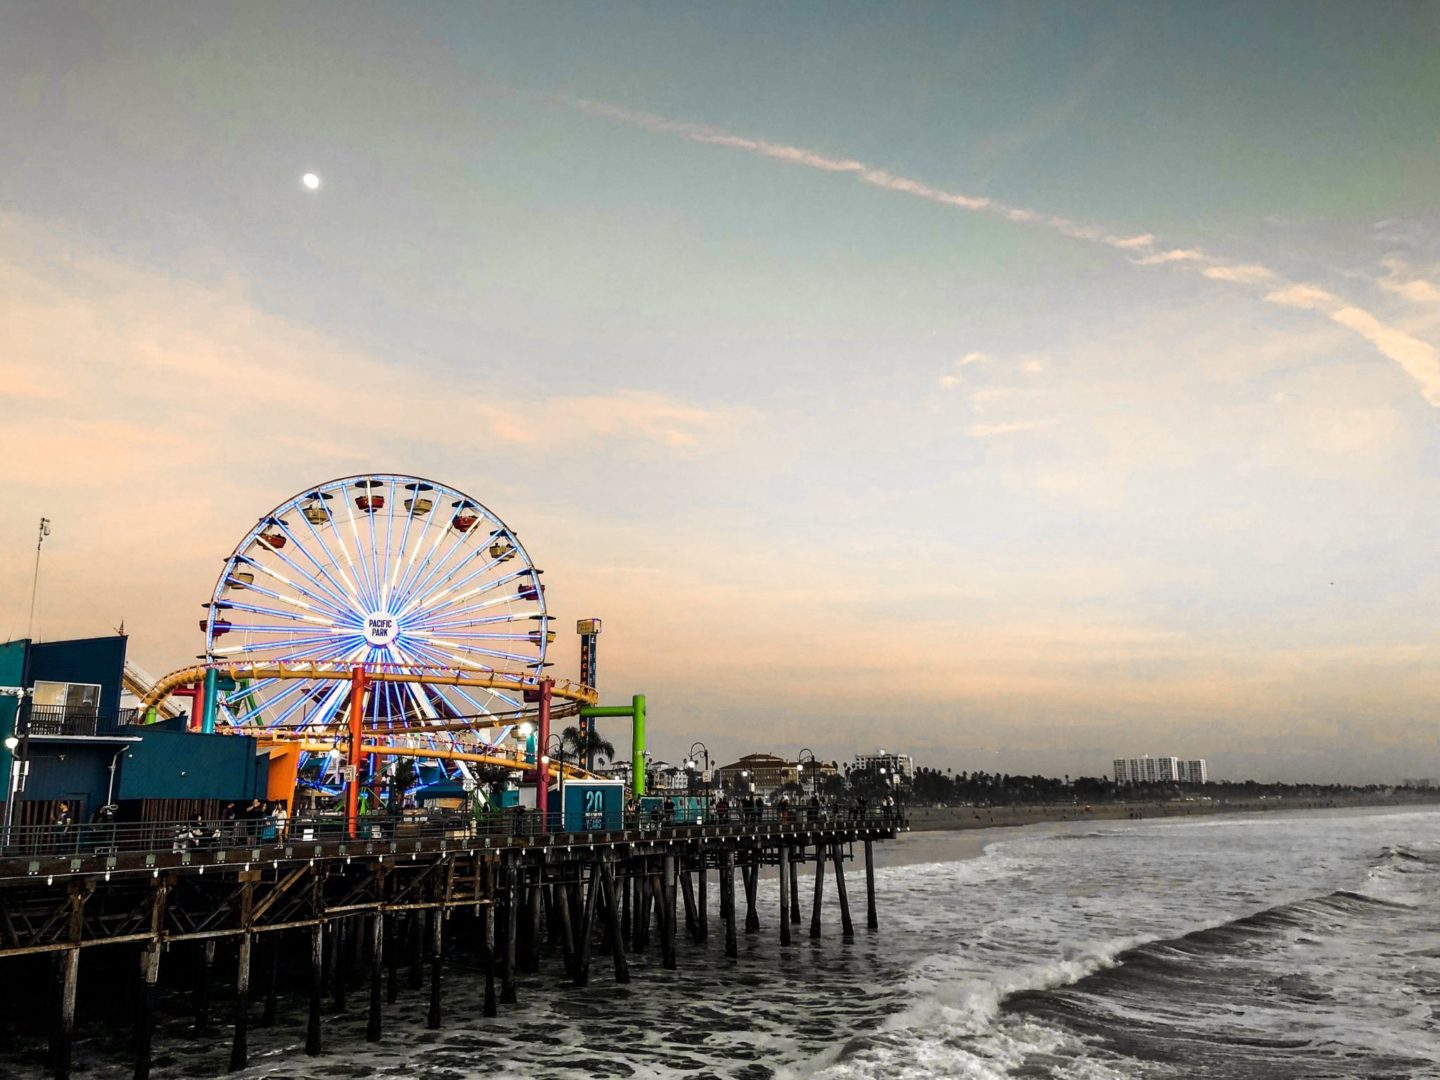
[1135,248,1206,266]
[1201,264,1276,285]
[969,418,1056,438]
[1265,282,1440,405]
[1378,257,1440,306]
[572,98,1440,408]
[937,350,992,389]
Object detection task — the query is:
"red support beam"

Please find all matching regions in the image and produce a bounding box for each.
[174,686,202,732]
[346,666,367,838]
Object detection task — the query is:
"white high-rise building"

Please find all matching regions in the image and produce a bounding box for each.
[1113,755,1205,784]
[1178,759,1208,784]
[853,749,914,781]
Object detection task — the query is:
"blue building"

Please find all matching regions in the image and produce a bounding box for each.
[1,635,269,830]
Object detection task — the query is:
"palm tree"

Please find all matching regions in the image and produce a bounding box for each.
[558,725,616,770]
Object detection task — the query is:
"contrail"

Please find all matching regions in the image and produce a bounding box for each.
[572,98,1440,407]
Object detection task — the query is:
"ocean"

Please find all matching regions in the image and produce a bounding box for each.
[42,805,1440,1079]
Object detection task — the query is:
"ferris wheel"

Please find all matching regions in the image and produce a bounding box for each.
[201,474,551,742]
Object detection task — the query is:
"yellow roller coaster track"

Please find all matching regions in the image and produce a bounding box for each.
[137,662,602,779]
[139,661,599,712]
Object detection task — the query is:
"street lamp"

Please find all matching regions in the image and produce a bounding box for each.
[546,733,566,831]
[1,687,32,849]
[797,747,817,798]
[684,741,711,823]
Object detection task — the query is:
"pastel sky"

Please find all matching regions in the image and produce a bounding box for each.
[3,2,1438,781]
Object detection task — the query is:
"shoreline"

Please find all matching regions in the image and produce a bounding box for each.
[904,793,1440,833]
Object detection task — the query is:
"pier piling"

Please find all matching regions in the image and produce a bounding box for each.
[698,860,709,941]
[262,933,279,1025]
[53,947,78,1080]
[332,920,347,1013]
[575,859,599,986]
[778,844,791,947]
[722,849,738,959]
[408,912,425,990]
[661,854,678,969]
[386,912,400,1005]
[743,849,760,933]
[789,848,801,924]
[831,844,854,939]
[427,905,443,1029]
[134,941,161,1080]
[230,933,251,1070]
[864,839,878,930]
[500,881,519,1004]
[809,848,826,939]
[680,862,700,942]
[366,914,383,1042]
[600,858,630,984]
[306,923,323,1056]
[555,882,577,978]
[194,939,216,1035]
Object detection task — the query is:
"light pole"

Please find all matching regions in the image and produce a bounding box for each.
[797,747,816,799]
[685,741,710,823]
[545,733,566,831]
[1,687,32,849]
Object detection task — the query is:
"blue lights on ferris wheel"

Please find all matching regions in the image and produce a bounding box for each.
[201,474,550,740]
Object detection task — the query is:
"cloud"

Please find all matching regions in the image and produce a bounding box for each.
[1201,264,1276,285]
[958,351,990,366]
[968,419,1056,438]
[0,213,747,458]
[1327,307,1440,406]
[1134,248,1206,265]
[1386,277,1440,305]
[0,211,757,659]
[1264,283,1342,311]
[571,98,1440,408]
[1377,257,1440,306]
[938,373,962,390]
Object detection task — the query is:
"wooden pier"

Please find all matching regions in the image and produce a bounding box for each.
[0,813,901,1079]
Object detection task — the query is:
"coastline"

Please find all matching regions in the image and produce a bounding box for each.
[904,792,1440,833]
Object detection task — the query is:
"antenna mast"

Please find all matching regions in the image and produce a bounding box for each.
[26,517,50,641]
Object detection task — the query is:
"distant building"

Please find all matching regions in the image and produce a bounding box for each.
[1178,759,1208,784]
[714,753,797,796]
[1114,755,1206,784]
[645,759,690,795]
[853,749,914,781]
[1402,778,1438,789]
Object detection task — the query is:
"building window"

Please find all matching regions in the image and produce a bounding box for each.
[31,681,101,715]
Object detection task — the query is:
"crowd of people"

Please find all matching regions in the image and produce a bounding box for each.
[174,799,289,850]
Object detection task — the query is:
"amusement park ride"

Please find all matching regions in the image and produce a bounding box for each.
[135,474,635,834]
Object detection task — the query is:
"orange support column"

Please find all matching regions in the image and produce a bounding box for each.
[346,666,367,838]
[536,679,553,830]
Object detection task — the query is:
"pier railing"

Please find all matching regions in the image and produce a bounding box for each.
[0,804,905,860]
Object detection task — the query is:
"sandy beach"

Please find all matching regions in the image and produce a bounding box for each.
[904,793,1440,833]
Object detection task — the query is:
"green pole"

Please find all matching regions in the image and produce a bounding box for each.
[201,668,219,734]
[631,694,646,798]
[578,700,648,798]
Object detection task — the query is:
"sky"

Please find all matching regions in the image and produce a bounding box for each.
[2,1,1438,782]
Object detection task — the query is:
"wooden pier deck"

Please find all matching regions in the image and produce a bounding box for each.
[0,811,904,1079]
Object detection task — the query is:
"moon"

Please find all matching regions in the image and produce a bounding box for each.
[302,173,321,191]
